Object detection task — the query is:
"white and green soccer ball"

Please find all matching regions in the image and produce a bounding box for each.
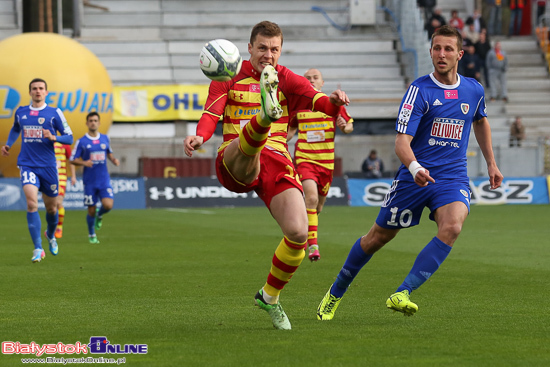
[199,39,243,82]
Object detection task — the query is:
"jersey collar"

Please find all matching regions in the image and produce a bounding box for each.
[429,72,461,89]
[29,103,48,111]
[85,133,101,141]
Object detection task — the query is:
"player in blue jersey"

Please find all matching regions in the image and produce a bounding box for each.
[317,25,503,320]
[1,78,74,263]
[70,112,119,244]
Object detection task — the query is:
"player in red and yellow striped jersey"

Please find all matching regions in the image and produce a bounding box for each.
[184,21,349,330]
[288,69,354,262]
[54,142,76,238]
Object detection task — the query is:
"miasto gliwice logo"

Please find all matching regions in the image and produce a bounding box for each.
[88,336,148,354]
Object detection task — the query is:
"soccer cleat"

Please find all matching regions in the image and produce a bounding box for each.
[254,290,291,330]
[88,235,100,244]
[308,245,321,262]
[55,227,63,239]
[94,213,103,231]
[44,231,58,256]
[260,65,283,122]
[386,290,418,316]
[317,286,342,320]
[31,249,46,263]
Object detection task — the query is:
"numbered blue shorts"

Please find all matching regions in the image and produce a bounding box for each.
[376,179,471,229]
[19,166,59,197]
[83,184,114,207]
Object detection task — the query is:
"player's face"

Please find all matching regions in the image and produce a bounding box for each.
[86,116,100,132]
[29,82,48,105]
[304,69,324,91]
[248,34,282,74]
[430,35,463,77]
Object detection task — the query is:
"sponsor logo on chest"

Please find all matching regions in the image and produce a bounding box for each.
[430,117,465,140]
[23,126,42,138]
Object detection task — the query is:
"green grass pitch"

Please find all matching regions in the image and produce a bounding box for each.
[1,205,549,366]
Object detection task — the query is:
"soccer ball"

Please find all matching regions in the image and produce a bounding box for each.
[199,39,243,82]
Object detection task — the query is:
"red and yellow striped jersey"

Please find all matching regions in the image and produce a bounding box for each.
[290,109,353,170]
[196,60,342,157]
[54,142,72,182]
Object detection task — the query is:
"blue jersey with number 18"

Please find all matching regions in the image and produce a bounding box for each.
[11,104,72,168]
[395,73,487,181]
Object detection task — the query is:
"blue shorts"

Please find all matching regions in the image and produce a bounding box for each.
[19,166,59,197]
[376,179,471,229]
[83,184,114,207]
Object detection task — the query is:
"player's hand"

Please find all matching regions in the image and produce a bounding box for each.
[414,168,436,187]
[42,129,56,141]
[1,145,10,157]
[488,165,503,189]
[184,136,204,157]
[329,90,350,106]
[83,160,94,168]
[112,158,120,167]
[71,176,77,186]
[336,115,346,128]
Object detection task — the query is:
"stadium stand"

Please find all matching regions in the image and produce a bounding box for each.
[0,0,20,39]
[77,0,408,120]
[1,0,549,176]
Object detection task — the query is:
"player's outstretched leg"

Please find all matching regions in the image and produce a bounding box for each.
[254,289,291,330]
[238,65,282,157]
[386,290,418,316]
[259,65,282,123]
[44,231,58,256]
[316,238,373,320]
[317,286,342,320]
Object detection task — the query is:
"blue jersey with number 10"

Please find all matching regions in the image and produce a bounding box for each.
[395,73,487,181]
[71,133,113,188]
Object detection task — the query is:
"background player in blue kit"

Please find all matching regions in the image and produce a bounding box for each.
[70,112,119,244]
[1,78,73,262]
[317,25,503,320]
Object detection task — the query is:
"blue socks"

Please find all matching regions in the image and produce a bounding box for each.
[97,206,110,218]
[397,236,452,293]
[331,238,373,298]
[87,214,95,236]
[27,212,42,250]
[45,211,58,239]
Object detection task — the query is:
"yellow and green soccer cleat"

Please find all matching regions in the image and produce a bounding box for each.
[317,286,342,320]
[254,289,291,330]
[386,290,418,316]
[88,235,100,244]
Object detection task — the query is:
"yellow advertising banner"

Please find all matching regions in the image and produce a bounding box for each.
[113,84,209,122]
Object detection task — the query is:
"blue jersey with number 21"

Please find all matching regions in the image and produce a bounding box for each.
[71,133,113,188]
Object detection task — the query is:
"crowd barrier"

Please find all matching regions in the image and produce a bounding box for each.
[0,176,548,211]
